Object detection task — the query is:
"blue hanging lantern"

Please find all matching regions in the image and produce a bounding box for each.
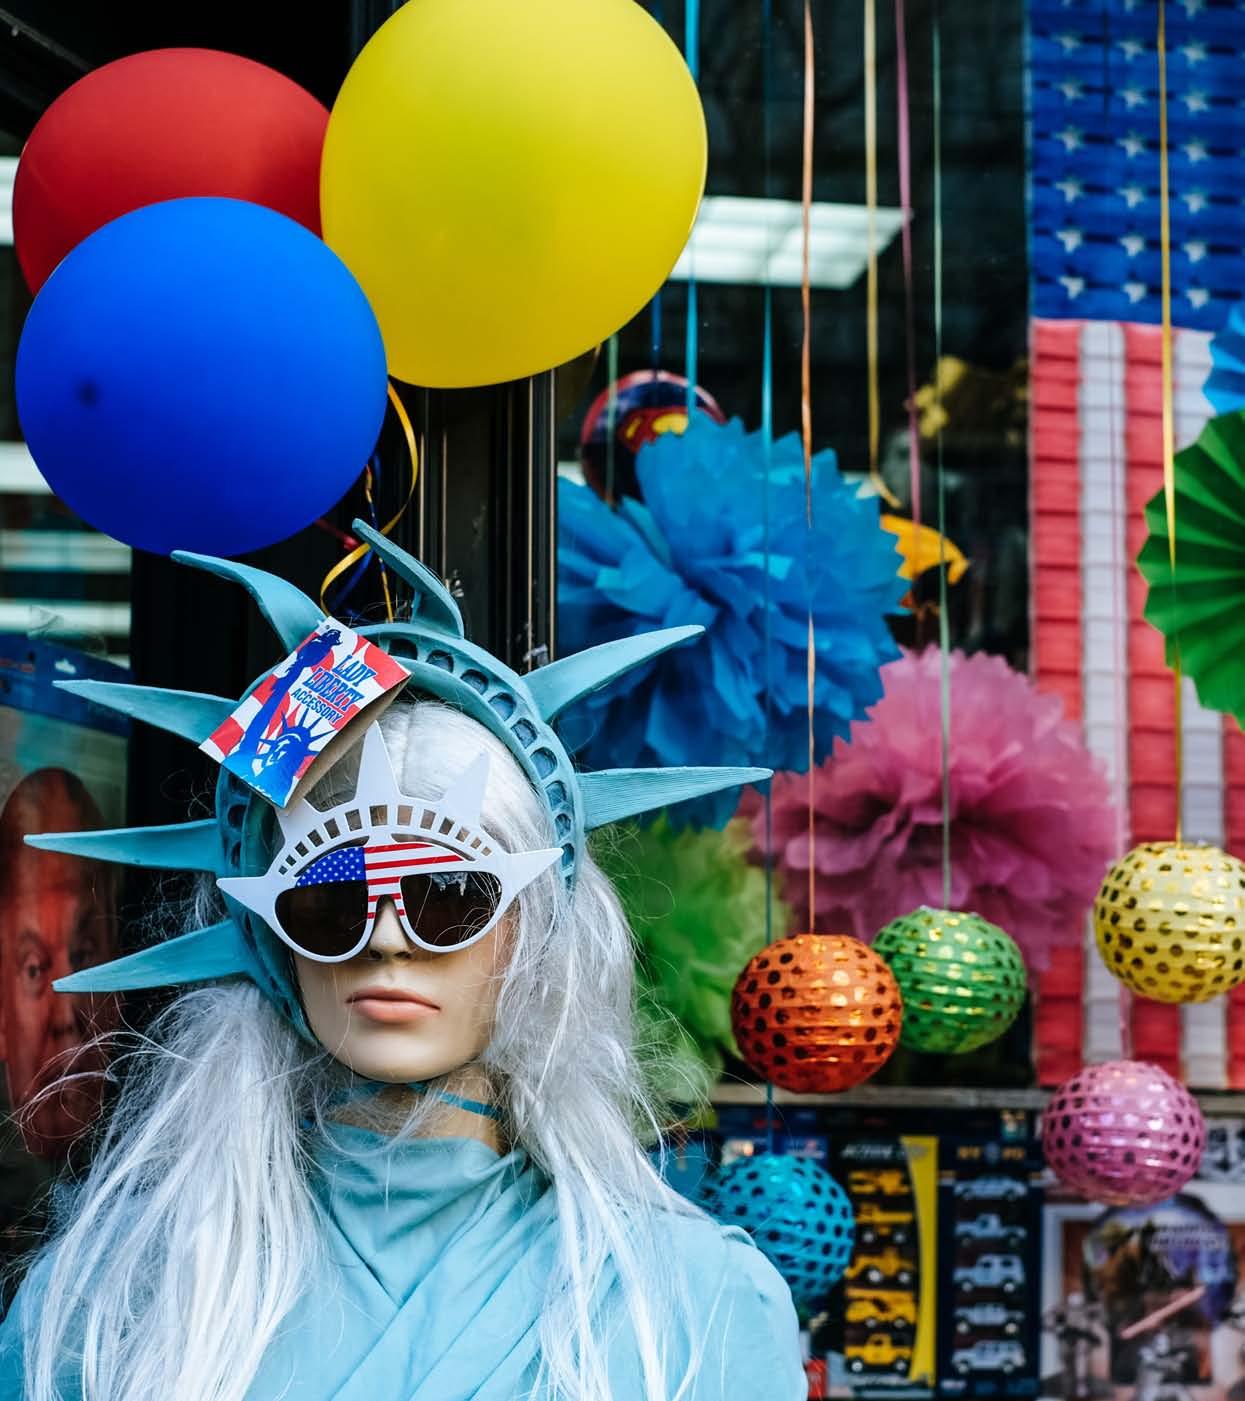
[698,1153,856,1309]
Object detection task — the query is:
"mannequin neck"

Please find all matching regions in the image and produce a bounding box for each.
[332,1067,504,1155]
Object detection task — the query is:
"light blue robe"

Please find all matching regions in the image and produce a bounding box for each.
[0,1127,805,1399]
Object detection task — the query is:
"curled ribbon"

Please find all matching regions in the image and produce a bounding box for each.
[319,382,420,619]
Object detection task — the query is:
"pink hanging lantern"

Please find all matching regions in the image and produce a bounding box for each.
[1043,1060,1206,1206]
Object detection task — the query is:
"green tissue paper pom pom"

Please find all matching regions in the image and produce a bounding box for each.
[595,816,787,1101]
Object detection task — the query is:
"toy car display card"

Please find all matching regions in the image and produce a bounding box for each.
[829,1135,940,1399]
[201,619,409,808]
[941,1137,1043,1399]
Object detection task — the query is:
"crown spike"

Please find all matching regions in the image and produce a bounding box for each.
[276,797,322,844]
[435,753,491,827]
[503,845,565,892]
[351,519,464,636]
[54,681,234,746]
[580,766,772,831]
[525,626,704,722]
[355,721,404,806]
[54,920,259,994]
[171,552,324,652]
[25,820,226,874]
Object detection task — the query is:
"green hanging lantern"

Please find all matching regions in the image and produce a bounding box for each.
[872,907,1027,1055]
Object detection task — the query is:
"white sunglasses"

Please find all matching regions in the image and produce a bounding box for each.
[218,725,562,962]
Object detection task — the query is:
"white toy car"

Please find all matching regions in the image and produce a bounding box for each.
[951,1339,1026,1375]
[953,1176,1027,1202]
[953,1254,1025,1294]
[954,1212,1026,1245]
[955,1302,1024,1335]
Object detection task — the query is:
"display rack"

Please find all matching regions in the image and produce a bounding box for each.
[710,1081,1245,1113]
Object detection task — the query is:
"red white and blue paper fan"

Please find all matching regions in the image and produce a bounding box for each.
[1205,307,1245,415]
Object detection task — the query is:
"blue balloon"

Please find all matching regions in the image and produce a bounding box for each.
[16,196,388,556]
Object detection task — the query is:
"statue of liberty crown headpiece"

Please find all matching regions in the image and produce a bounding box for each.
[32,521,767,1037]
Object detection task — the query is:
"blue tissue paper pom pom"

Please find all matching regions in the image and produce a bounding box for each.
[557,415,903,827]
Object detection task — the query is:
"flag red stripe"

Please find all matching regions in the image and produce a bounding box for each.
[1224,718,1245,1087]
[1122,324,1181,1078]
[364,853,465,872]
[1031,319,1087,1085]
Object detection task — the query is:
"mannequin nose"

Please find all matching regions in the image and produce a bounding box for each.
[365,899,420,959]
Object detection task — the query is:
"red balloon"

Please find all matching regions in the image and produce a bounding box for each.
[14,49,328,293]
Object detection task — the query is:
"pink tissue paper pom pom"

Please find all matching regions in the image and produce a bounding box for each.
[750,647,1118,971]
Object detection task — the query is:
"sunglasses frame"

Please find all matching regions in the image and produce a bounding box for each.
[217,727,563,964]
[257,841,519,963]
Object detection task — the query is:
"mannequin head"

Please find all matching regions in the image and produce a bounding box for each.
[0,768,118,1158]
[292,699,547,1090]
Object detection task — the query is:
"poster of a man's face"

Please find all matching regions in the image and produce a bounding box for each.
[0,768,119,1160]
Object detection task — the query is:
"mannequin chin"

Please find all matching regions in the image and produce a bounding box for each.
[293,900,507,1087]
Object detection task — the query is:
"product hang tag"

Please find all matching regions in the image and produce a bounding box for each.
[200,619,409,808]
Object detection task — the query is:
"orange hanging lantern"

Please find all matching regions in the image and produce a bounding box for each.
[732,933,903,1093]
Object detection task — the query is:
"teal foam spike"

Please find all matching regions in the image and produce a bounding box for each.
[54,680,234,746]
[524,625,704,721]
[26,820,226,874]
[580,765,772,830]
[54,920,259,994]
[351,519,464,636]
[171,551,324,651]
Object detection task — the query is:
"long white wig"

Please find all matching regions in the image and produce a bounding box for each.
[16,699,707,1401]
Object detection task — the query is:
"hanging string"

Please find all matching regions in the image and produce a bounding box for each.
[761,0,777,1150]
[1099,30,1131,1061]
[865,0,901,510]
[801,0,817,932]
[651,0,666,373]
[685,0,700,412]
[894,0,920,529]
[1157,0,1183,845]
[932,0,952,908]
[605,334,620,503]
[319,382,419,617]
[763,284,777,1142]
[362,459,393,621]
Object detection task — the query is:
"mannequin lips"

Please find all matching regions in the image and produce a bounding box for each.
[347,986,442,1024]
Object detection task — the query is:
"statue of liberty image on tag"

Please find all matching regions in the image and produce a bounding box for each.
[201,619,409,808]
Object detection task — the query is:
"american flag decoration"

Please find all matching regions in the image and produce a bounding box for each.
[1028,0,1245,1088]
[1030,0,1245,333]
[1029,320,1245,1088]
[295,841,466,917]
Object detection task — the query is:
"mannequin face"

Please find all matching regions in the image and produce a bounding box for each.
[294,899,509,1083]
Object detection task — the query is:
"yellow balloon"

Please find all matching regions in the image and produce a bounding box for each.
[1094,841,1245,1003]
[321,0,706,388]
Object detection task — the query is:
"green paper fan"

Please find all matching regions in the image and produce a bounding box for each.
[594,815,787,1102]
[1138,409,1245,726]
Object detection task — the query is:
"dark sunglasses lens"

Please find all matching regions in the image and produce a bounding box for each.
[275,882,369,959]
[401,871,503,948]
